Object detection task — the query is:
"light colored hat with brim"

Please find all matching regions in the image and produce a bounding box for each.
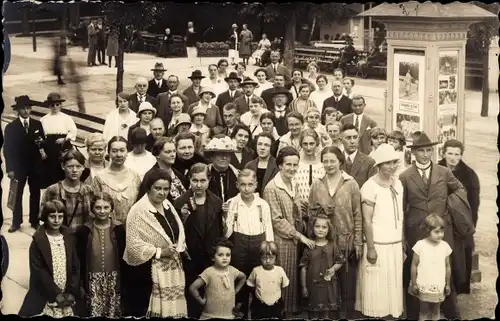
[204,136,236,154]
[137,101,157,118]
[372,143,401,167]
[192,105,207,116]
[174,113,192,128]
[198,87,216,99]
[239,77,258,88]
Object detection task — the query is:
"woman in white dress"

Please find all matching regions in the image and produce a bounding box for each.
[103,92,137,143]
[355,144,404,318]
[40,92,78,188]
[306,62,320,87]
[252,33,271,66]
[253,68,273,97]
[309,75,333,115]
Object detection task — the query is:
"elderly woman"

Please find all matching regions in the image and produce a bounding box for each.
[92,136,141,225]
[41,149,94,233]
[253,68,273,97]
[84,133,108,183]
[355,144,404,318]
[173,163,225,318]
[253,33,271,66]
[294,129,325,203]
[368,127,387,157]
[230,123,256,170]
[289,69,316,100]
[263,146,316,318]
[40,92,78,188]
[127,101,156,150]
[123,168,187,318]
[103,92,137,143]
[239,24,253,66]
[187,87,223,129]
[308,146,362,319]
[139,137,187,202]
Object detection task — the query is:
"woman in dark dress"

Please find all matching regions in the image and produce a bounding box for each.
[230,123,256,170]
[122,168,188,318]
[158,28,174,57]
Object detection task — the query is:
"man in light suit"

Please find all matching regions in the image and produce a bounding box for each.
[340,95,377,155]
[128,77,156,113]
[264,51,291,84]
[339,124,376,189]
[399,132,465,320]
[87,18,98,66]
[147,62,168,98]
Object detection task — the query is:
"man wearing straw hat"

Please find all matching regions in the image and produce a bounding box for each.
[147,62,168,98]
[399,132,469,319]
[4,96,46,233]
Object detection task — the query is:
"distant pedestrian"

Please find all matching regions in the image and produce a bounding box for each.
[228,24,239,66]
[106,23,119,68]
[96,18,107,65]
[238,24,253,66]
[185,21,198,68]
[87,18,98,67]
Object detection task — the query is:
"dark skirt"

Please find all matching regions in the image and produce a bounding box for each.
[40,134,71,189]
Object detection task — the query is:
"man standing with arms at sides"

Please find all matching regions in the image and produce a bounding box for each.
[5,96,47,233]
[340,124,375,189]
[87,18,98,67]
[96,17,107,65]
[147,62,168,98]
[340,95,377,155]
[185,21,197,68]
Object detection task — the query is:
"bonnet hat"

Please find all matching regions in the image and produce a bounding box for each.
[204,135,236,154]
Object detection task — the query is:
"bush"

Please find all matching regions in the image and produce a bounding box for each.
[196,42,229,57]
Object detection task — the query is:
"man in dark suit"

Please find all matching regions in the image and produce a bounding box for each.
[156,75,189,125]
[264,50,291,84]
[340,95,377,155]
[4,96,46,233]
[96,18,107,65]
[220,103,241,137]
[323,79,352,118]
[128,77,156,113]
[233,77,268,115]
[87,18,98,67]
[182,70,205,106]
[339,124,375,189]
[147,62,168,98]
[215,72,243,116]
[260,73,293,108]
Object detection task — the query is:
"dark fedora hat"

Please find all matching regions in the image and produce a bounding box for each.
[44,92,66,105]
[151,62,167,72]
[11,95,37,109]
[224,72,242,82]
[188,70,206,80]
[407,132,438,149]
[271,87,290,97]
[239,77,258,87]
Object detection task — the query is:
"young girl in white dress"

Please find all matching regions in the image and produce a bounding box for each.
[409,214,452,321]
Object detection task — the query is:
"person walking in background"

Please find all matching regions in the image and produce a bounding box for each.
[106,23,119,68]
[96,18,107,65]
[87,18,98,67]
[239,24,253,66]
[79,19,88,51]
[228,24,239,66]
[185,21,198,68]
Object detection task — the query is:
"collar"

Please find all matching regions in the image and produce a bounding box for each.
[333,94,343,100]
[345,149,358,161]
[340,170,355,181]
[168,90,177,94]
[354,113,363,118]
[275,105,287,112]
[274,172,296,198]
[137,93,145,98]
[232,193,264,208]
[19,116,30,123]
[415,161,432,170]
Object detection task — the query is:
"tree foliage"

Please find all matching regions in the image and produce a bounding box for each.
[468,2,499,54]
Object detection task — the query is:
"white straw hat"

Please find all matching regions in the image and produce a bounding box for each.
[372,143,401,167]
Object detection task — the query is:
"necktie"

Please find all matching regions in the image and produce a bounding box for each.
[421,169,428,185]
[23,119,29,133]
[157,81,161,87]
[139,95,144,103]
[246,97,250,108]
[273,65,277,73]
[346,156,353,172]
[230,91,233,99]
[354,116,359,131]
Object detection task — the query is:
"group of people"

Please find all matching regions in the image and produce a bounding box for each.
[5,50,479,320]
[79,17,119,68]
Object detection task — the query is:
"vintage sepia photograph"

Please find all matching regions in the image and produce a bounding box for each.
[0,1,498,321]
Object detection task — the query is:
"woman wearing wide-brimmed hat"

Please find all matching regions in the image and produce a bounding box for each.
[187,87,223,129]
[355,144,404,318]
[40,92,78,188]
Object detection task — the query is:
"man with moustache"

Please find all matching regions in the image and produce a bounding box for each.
[322,80,352,118]
[146,118,166,152]
[147,62,168,98]
[234,77,268,115]
[172,132,208,178]
[340,95,377,155]
[5,96,47,232]
[400,133,469,320]
[260,73,293,108]
[128,77,156,113]
[340,124,376,188]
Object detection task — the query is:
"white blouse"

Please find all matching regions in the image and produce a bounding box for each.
[254,81,273,97]
[124,151,157,180]
[40,112,78,141]
[309,88,333,114]
[103,109,138,143]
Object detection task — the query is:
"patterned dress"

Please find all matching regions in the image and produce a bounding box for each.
[293,161,325,203]
[41,234,73,318]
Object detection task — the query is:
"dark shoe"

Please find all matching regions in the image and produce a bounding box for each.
[101,62,107,66]
[8,225,20,233]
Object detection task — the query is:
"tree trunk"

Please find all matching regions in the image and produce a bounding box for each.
[480,49,489,117]
[283,10,297,69]
[309,16,316,42]
[116,43,124,94]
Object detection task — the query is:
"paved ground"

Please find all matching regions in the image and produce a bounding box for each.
[1,37,498,318]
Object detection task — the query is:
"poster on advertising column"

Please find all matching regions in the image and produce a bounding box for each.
[436,50,459,159]
[392,50,426,165]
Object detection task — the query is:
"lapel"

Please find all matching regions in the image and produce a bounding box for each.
[33,226,72,280]
[428,163,440,195]
[360,115,369,134]
[409,165,428,195]
[263,157,278,187]
[234,90,243,99]
[204,191,219,234]
[350,151,364,177]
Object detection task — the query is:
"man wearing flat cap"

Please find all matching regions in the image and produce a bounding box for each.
[147,62,168,98]
[4,96,46,232]
[400,132,471,320]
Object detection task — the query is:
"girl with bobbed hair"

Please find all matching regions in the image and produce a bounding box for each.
[103,92,137,144]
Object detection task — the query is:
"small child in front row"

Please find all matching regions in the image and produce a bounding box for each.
[300,213,344,320]
[410,214,452,321]
[246,241,289,319]
[189,238,247,320]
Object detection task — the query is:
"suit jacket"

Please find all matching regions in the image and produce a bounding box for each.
[340,113,377,155]
[261,87,293,109]
[19,226,80,317]
[187,102,223,128]
[264,63,291,84]
[230,147,256,170]
[215,90,243,114]
[340,151,376,189]
[322,95,353,117]
[233,94,268,116]
[182,85,201,106]
[87,23,98,44]
[155,91,190,126]
[147,78,168,98]
[4,118,45,178]
[245,157,279,196]
[128,93,156,113]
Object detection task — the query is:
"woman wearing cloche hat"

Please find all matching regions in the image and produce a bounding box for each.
[355,143,405,318]
[126,101,156,150]
[39,92,78,188]
[187,86,223,129]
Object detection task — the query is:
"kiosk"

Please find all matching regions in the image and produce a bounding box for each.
[358,2,496,162]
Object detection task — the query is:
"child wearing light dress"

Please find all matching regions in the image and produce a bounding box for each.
[246,241,289,319]
[410,214,452,321]
[189,238,247,320]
